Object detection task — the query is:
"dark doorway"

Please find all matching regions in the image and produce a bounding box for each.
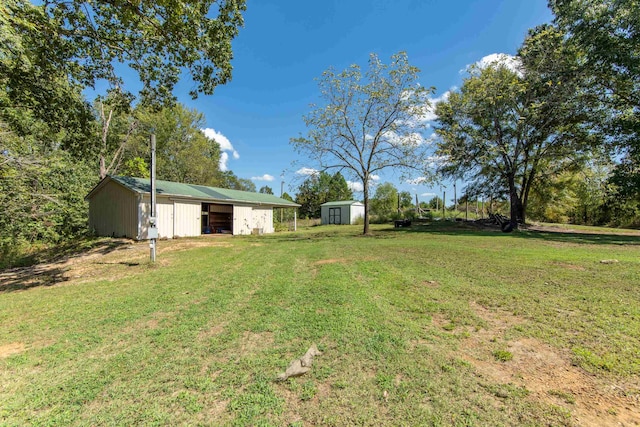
[202,203,233,234]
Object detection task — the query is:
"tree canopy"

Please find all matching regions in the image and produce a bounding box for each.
[3,0,246,104]
[435,26,595,228]
[294,171,354,219]
[551,0,640,206]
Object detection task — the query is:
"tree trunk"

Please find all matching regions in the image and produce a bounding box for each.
[99,155,107,180]
[363,180,370,235]
[508,173,519,230]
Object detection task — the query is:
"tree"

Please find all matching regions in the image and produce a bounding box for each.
[259,186,274,194]
[3,0,246,104]
[551,0,640,207]
[327,172,354,201]
[399,191,413,209]
[294,171,355,218]
[292,52,434,234]
[370,182,398,218]
[216,171,256,192]
[294,172,326,219]
[435,26,594,228]
[427,196,443,210]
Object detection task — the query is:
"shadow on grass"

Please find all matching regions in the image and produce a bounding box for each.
[381,221,640,246]
[0,238,133,293]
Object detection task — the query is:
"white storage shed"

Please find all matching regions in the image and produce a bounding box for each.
[320,201,365,225]
[85,176,299,240]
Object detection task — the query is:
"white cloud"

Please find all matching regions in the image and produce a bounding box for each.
[347,181,364,192]
[370,174,380,181]
[202,128,240,170]
[295,167,319,176]
[465,53,524,77]
[421,192,436,197]
[407,177,430,185]
[251,174,275,182]
[219,152,229,171]
[383,130,426,147]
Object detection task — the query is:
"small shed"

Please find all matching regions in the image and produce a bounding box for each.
[320,201,365,225]
[85,175,300,240]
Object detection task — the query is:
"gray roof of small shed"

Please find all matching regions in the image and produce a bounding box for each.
[86,176,300,208]
[321,200,364,207]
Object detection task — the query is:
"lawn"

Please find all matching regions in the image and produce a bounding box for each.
[1,223,639,426]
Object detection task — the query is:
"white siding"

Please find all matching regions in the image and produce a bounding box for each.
[349,204,365,224]
[139,196,174,239]
[252,208,274,234]
[233,205,253,235]
[156,200,174,238]
[174,201,201,237]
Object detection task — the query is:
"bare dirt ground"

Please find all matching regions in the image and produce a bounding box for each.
[460,302,640,427]
[0,236,232,293]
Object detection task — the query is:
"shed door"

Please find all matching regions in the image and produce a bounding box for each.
[174,201,201,237]
[329,207,341,224]
[233,206,253,235]
[157,201,174,238]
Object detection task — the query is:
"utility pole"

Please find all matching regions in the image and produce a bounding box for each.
[149,134,157,262]
[280,174,285,223]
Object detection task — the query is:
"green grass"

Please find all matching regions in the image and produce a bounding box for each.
[1,222,639,425]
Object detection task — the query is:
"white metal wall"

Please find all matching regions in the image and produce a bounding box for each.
[156,199,174,238]
[139,196,174,239]
[233,205,253,235]
[349,204,365,224]
[174,201,201,237]
[252,208,274,233]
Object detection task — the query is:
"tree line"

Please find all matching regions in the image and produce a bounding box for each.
[291,0,639,233]
[1,0,247,263]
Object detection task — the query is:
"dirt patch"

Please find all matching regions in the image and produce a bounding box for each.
[525,224,640,237]
[552,262,587,271]
[198,322,227,340]
[420,280,440,288]
[0,342,25,358]
[312,259,344,266]
[0,237,235,292]
[460,302,640,427]
[239,331,274,356]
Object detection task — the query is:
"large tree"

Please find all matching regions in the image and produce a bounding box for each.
[551,0,640,206]
[291,52,433,234]
[435,26,595,228]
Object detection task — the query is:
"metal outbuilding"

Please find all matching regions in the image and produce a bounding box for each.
[85,176,300,240]
[320,200,365,225]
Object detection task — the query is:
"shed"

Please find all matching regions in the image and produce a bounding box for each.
[320,201,365,225]
[85,176,300,239]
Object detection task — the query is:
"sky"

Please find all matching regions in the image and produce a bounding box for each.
[163,0,554,202]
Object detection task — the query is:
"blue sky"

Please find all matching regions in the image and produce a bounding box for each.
[172,0,554,201]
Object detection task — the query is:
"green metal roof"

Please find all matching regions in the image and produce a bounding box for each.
[320,200,363,207]
[90,176,300,207]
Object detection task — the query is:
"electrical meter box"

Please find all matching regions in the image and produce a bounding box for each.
[148,216,158,239]
[148,227,158,239]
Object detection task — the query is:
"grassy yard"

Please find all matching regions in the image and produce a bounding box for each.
[1,223,639,426]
